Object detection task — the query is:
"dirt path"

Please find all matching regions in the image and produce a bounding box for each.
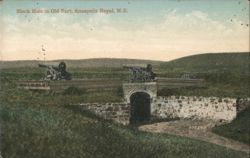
[139,120,249,154]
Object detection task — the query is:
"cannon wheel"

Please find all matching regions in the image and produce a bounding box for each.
[59,62,66,71]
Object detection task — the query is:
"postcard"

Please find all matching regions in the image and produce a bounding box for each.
[0,0,249,158]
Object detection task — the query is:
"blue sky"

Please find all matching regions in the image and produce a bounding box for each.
[3,0,249,21]
[1,0,249,61]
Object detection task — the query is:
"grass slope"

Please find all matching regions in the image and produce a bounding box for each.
[212,107,250,145]
[159,52,249,74]
[158,53,250,98]
[0,103,248,158]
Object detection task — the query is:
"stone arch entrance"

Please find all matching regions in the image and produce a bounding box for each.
[130,92,151,124]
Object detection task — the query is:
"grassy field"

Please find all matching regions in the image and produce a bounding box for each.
[1,53,249,98]
[157,52,249,98]
[0,100,248,158]
[0,53,249,157]
[159,52,249,74]
[212,107,250,145]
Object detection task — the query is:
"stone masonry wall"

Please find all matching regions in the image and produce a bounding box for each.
[236,98,250,113]
[76,102,130,125]
[73,97,248,125]
[152,96,237,122]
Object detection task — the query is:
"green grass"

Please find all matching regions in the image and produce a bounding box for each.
[0,103,248,158]
[159,52,249,74]
[157,81,249,98]
[1,66,249,99]
[212,107,250,145]
[0,86,122,106]
[157,53,250,98]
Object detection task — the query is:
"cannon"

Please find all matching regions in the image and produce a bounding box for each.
[123,64,156,83]
[38,62,71,80]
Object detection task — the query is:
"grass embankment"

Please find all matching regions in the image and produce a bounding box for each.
[1,103,248,158]
[158,53,249,98]
[159,53,249,74]
[212,107,250,145]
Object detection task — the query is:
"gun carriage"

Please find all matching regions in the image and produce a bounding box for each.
[123,64,156,83]
[38,62,71,80]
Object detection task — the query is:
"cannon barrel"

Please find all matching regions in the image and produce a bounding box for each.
[123,65,147,69]
[123,66,145,73]
[123,64,152,70]
[123,66,135,69]
[38,63,50,68]
[38,64,58,70]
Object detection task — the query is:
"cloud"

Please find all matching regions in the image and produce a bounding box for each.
[1,9,249,61]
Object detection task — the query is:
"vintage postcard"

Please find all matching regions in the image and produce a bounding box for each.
[0,0,249,158]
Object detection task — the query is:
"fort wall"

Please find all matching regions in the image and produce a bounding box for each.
[72,97,249,125]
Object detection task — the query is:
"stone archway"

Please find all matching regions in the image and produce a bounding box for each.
[122,82,157,124]
[130,92,151,124]
[123,82,157,102]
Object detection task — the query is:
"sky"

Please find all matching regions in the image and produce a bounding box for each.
[0,0,249,61]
